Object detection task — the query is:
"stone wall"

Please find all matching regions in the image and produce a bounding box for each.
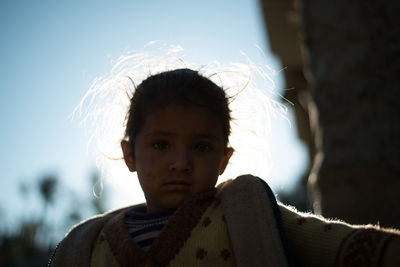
[260,0,400,228]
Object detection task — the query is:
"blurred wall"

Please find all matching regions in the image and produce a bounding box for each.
[260,0,400,228]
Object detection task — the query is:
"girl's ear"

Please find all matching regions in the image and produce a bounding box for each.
[219,148,233,175]
[121,141,136,172]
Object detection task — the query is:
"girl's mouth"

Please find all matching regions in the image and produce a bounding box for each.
[163,181,191,190]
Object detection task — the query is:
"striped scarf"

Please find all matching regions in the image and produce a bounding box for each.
[125,208,174,251]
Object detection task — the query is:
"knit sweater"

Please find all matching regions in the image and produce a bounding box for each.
[49,175,400,267]
[279,204,400,266]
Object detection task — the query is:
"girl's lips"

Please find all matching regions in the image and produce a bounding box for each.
[163,182,191,190]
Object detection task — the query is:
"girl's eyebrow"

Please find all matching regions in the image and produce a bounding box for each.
[143,131,174,138]
[143,131,220,141]
[193,134,221,141]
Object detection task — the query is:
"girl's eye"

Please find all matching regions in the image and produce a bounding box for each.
[196,143,211,152]
[153,141,169,151]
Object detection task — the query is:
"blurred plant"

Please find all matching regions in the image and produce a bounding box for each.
[0,170,106,267]
[39,175,57,205]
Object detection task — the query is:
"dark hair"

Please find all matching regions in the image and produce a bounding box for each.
[124,68,231,151]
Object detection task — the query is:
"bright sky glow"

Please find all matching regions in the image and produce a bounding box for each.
[0,0,308,229]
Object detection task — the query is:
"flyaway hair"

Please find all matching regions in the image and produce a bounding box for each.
[73,42,288,203]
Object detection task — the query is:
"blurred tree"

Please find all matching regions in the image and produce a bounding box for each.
[37,175,58,246]
[0,220,49,267]
[38,175,57,205]
[0,170,104,266]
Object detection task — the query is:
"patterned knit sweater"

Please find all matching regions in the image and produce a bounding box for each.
[49,175,400,267]
[90,192,237,267]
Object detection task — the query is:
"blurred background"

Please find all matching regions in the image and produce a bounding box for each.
[0,0,309,265]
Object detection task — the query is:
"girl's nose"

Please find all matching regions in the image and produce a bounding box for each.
[169,151,193,173]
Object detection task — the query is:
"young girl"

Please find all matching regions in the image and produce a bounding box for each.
[50,67,400,267]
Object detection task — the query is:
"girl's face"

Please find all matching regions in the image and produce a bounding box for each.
[122,104,232,212]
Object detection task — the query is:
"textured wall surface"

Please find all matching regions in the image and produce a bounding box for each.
[261,0,400,227]
[299,0,400,227]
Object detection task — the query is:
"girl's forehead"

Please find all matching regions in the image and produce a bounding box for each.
[140,104,224,138]
[147,103,219,125]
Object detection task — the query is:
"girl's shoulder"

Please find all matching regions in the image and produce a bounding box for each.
[49,205,140,266]
[217,175,291,267]
[66,206,134,240]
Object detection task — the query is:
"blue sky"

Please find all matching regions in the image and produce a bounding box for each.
[0,0,308,229]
